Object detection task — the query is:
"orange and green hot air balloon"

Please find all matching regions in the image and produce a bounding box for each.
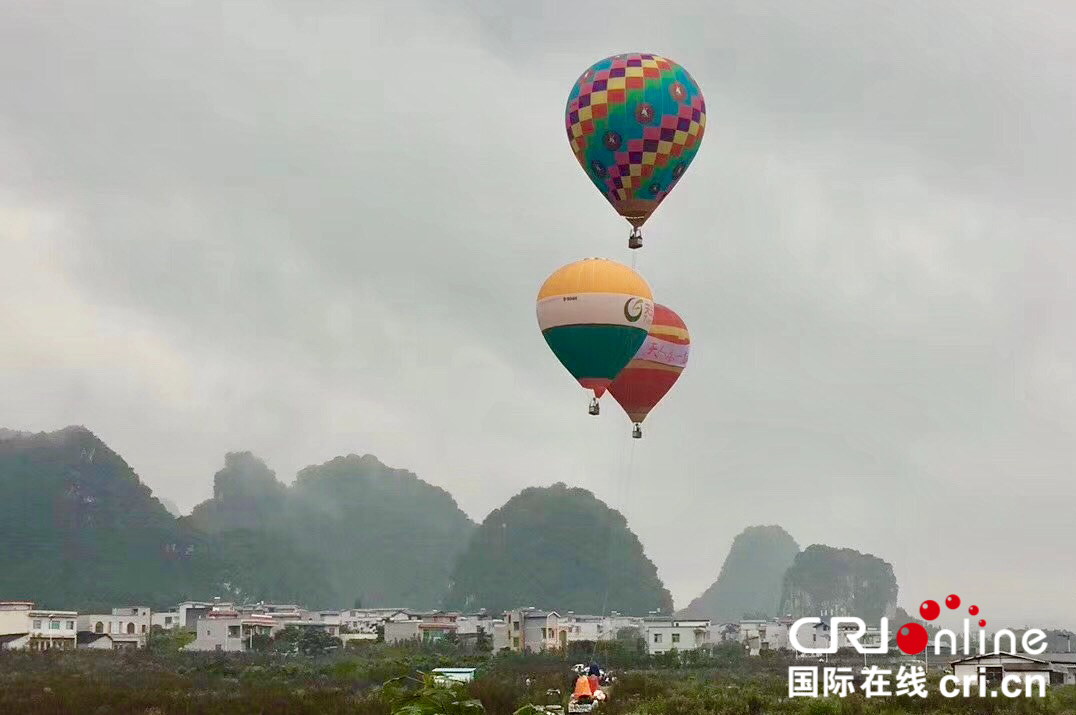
[537,258,655,415]
[607,303,690,437]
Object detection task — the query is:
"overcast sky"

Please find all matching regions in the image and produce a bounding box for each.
[2,1,1075,628]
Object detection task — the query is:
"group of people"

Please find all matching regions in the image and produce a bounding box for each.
[572,663,608,702]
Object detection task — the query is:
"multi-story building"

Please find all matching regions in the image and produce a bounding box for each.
[78,607,151,648]
[151,611,181,630]
[0,601,77,651]
[505,608,566,652]
[735,617,794,654]
[183,613,276,652]
[643,618,711,655]
[339,608,411,634]
[176,600,235,628]
[383,611,458,644]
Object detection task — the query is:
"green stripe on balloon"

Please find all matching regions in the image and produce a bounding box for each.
[542,324,648,383]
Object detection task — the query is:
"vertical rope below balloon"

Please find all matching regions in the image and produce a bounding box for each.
[591,437,637,665]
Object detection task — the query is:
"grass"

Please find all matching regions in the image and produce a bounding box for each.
[1,648,1073,714]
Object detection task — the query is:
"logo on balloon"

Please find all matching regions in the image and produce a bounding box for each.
[623,298,645,322]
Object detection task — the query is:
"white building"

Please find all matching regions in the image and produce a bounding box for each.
[304,610,342,626]
[643,618,711,655]
[177,600,235,628]
[383,612,458,644]
[236,603,304,622]
[78,607,151,648]
[728,618,794,655]
[491,621,510,652]
[184,614,275,652]
[561,614,609,642]
[791,619,832,652]
[455,613,503,636]
[455,613,506,650]
[338,608,412,634]
[1044,653,1076,685]
[152,611,180,630]
[0,601,77,651]
[950,652,1050,693]
[384,619,421,643]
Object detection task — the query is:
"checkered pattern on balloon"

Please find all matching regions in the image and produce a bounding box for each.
[565,54,706,243]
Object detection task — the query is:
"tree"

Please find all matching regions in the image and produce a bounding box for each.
[297,627,342,655]
[444,484,672,614]
[475,627,492,653]
[269,625,340,655]
[249,632,272,652]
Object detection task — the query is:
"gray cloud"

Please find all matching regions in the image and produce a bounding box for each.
[1,0,1074,628]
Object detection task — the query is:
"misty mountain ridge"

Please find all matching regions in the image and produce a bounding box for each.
[678,524,800,621]
[780,544,899,623]
[0,426,210,611]
[0,426,474,610]
[443,482,674,615]
[6,426,1033,630]
[188,450,477,608]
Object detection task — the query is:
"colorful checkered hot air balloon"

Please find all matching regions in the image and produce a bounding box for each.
[565,53,706,249]
[536,258,655,415]
[607,303,690,437]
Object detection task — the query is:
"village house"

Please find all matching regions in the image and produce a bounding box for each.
[339,607,412,634]
[383,611,459,644]
[949,652,1053,691]
[732,618,793,654]
[643,618,711,655]
[0,601,78,651]
[384,619,421,643]
[1044,653,1076,685]
[303,610,342,626]
[505,608,566,653]
[176,600,235,628]
[236,602,304,621]
[151,610,180,630]
[183,612,276,652]
[561,613,609,642]
[77,606,151,648]
[76,632,114,650]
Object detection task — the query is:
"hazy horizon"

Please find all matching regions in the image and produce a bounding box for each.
[3,1,1075,630]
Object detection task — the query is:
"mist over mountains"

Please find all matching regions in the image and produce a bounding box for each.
[187,451,476,608]
[0,426,925,623]
[678,525,800,621]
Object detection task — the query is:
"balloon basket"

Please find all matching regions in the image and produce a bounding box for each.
[588,398,600,416]
[628,228,642,250]
[632,424,642,439]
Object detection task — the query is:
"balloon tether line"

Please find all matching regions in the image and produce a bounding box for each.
[591,437,636,664]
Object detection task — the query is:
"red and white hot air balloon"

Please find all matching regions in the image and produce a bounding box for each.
[607,303,690,437]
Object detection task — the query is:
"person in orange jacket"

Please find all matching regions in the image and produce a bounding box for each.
[572,674,593,699]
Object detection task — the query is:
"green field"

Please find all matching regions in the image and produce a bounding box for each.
[1,644,1074,714]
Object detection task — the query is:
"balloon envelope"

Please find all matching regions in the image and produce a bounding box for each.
[608,303,690,424]
[536,258,655,397]
[566,53,706,230]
